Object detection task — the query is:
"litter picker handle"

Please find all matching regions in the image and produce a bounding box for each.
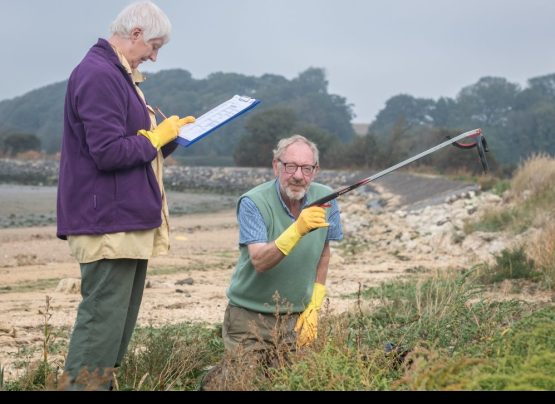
[307,178,371,208]
[307,191,341,208]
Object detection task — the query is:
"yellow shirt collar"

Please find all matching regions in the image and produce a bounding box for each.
[110,43,146,85]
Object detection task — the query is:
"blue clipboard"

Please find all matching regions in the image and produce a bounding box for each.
[175,95,261,148]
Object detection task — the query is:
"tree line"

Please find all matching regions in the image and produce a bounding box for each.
[1,69,555,173]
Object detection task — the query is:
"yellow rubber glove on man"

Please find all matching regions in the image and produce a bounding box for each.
[138,115,196,150]
[274,206,329,256]
[295,283,326,347]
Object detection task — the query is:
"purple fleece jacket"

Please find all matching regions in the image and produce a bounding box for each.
[56,38,177,240]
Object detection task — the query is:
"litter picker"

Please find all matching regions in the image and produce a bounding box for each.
[308,128,488,208]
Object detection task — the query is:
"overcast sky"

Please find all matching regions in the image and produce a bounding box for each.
[2,0,555,123]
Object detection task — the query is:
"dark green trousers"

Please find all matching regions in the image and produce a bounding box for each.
[63,259,147,390]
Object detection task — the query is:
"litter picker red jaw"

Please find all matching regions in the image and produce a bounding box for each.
[308,128,489,208]
[448,129,489,173]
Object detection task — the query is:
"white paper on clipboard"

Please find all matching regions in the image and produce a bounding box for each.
[176,95,260,147]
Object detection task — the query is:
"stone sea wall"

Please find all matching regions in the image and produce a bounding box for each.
[0,158,369,195]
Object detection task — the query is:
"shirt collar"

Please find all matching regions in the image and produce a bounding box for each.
[109,43,146,85]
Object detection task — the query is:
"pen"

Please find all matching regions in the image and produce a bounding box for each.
[155,106,168,120]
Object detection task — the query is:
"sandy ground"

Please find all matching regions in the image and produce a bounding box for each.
[0,209,461,381]
[0,210,241,379]
[1,178,550,381]
[0,207,413,338]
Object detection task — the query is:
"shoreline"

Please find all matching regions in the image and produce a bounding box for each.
[0,184,239,229]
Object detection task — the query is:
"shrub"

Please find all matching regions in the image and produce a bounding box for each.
[477,247,540,285]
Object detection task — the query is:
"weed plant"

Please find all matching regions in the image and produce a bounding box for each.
[116,322,223,391]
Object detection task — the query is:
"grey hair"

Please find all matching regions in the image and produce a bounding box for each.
[110,1,172,44]
[273,135,320,166]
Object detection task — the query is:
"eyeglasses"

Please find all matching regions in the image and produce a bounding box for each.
[278,159,317,176]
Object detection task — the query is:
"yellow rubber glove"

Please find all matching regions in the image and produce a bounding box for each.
[295,283,326,348]
[138,115,196,150]
[274,206,329,256]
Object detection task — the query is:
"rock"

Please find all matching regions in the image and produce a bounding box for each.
[175,289,191,297]
[436,218,449,226]
[483,194,502,204]
[466,206,478,215]
[55,278,81,294]
[0,322,16,336]
[475,232,498,242]
[176,277,194,286]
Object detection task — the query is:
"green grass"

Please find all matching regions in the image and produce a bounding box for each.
[147,266,192,277]
[445,173,509,195]
[476,247,541,285]
[398,307,555,390]
[353,270,523,354]
[1,361,59,391]
[117,322,223,391]
[2,325,70,391]
[335,238,370,260]
[148,260,232,276]
[465,187,555,235]
[267,270,550,391]
[266,343,392,391]
[0,278,60,294]
[491,179,511,196]
[5,268,553,391]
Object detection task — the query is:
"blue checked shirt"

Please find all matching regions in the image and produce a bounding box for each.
[238,180,343,245]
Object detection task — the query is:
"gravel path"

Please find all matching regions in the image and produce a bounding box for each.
[371,171,478,209]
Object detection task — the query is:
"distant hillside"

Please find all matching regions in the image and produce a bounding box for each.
[2,69,555,167]
[0,82,66,154]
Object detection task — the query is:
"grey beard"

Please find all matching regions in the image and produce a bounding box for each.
[285,186,306,201]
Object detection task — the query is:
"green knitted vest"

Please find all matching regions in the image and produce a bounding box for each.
[227,180,331,314]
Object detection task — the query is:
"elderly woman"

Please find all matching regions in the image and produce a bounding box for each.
[57,1,194,390]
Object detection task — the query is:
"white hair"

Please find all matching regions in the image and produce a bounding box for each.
[110,1,172,44]
[273,135,320,166]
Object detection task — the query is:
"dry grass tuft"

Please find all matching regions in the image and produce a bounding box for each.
[527,223,555,289]
[510,153,555,201]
